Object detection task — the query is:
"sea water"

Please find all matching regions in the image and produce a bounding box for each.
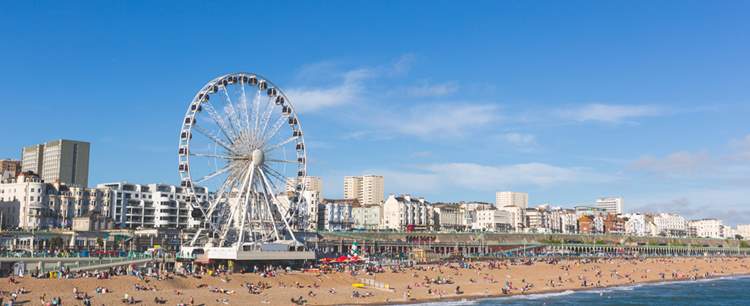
[416,275,750,305]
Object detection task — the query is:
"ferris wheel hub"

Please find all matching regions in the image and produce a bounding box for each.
[251,149,264,167]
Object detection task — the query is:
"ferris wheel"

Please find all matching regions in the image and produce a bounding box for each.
[177,72,307,250]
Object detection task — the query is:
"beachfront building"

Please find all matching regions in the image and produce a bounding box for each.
[382,194,433,231]
[97,182,209,229]
[0,159,21,182]
[495,191,528,209]
[22,139,90,187]
[524,207,549,233]
[47,183,112,228]
[460,202,493,229]
[603,214,625,234]
[593,215,605,234]
[0,171,111,229]
[0,200,20,229]
[318,199,354,231]
[499,205,524,232]
[351,201,381,230]
[575,206,608,217]
[277,190,320,231]
[432,203,464,231]
[595,197,623,215]
[688,219,724,239]
[578,215,594,234]
[474,208,514,232]
[653,213,688,237]
[344,175,384,206]
[624,213,648,236]
[723,225,737,239]
[286,176,323,196]
[546,208,577,233]
[737,224,750,240]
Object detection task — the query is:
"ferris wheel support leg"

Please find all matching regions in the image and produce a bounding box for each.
[257,170,282,241]
[259,169,298,243]
[233,165,256,247]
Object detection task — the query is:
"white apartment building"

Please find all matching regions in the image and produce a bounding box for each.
[286,176,323,196]
[592,215,606,234]
[22,139,90,187]
[344,175,384,206]
[624,213,648,236]
[382,194,432,231]
[0,159,21,181]
[432,203,463,231]
[737,224,750,240]
[459,202,493,229]
[723,225,737,239]
[524,208,547,233]
[688,219,724,239]
[351,202,381,230]
[495,191,528,209]
[47,184,112,228]
[595,197,623,215]
[0,172,50,229]
[546,208,577,233]
[0,201,20,229]
[0,172,111,229]
[500,205,524,231]
[319,199,354,231]
[97,182,208,229]
[474,208,514,232]
[653,213,688,237]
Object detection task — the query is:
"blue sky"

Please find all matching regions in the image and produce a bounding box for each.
[2,1,749,224]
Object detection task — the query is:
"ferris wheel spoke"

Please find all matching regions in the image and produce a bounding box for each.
[194,163,237,184]
[265,136,299,152]
[190,152,237,160]
[266,158,298,164]
[202,175,238,235]
[261,112,287,146]
[220,85,245,139]
[239,82,251,133]
[252,90,262,146]
[202,102,238,142]
[258,96,275,142]
[193,125,236,154]
[261,165,288,187]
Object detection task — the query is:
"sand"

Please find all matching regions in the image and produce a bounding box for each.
[2,257,750,305]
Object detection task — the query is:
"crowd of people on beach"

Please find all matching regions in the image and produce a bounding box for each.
[1,256,748,305]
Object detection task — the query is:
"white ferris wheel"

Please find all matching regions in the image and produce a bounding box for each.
[177,72,307,252]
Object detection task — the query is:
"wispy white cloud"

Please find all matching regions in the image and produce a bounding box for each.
[498,132,537,148]
[631,151,712,177]
[285,68,373,113]
[374,103,500,138]
[559,103,663,123]
[285,54,417,113]
[375,162,610,196]
[406,81,459,97]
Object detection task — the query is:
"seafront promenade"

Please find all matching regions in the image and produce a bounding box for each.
[312,231,750,259]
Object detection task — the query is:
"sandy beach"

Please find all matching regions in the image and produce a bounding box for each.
[2,257,750,305]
